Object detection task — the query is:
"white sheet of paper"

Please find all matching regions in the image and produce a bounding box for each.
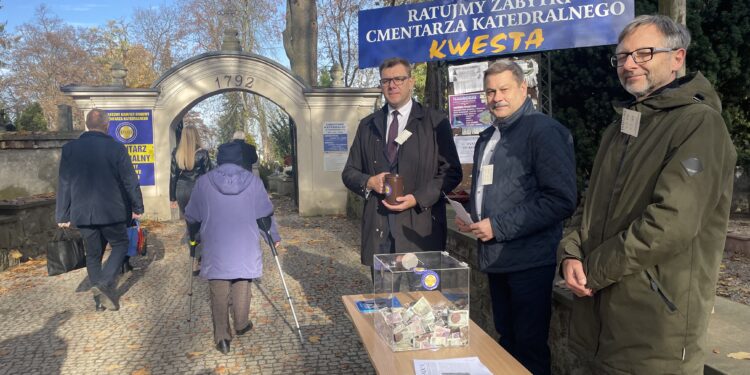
[447,196,473,224]
[480,164,493,185]
[413,357,492,375]
[620,108,641,137]
[395,129,412,145]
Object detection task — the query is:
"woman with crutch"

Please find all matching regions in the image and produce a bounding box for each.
[170,124,213,274]
[184,142,280,355]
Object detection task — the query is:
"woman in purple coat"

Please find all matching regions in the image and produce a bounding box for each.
[185,142,280,355]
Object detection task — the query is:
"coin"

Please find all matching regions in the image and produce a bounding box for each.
[401,252,418,269]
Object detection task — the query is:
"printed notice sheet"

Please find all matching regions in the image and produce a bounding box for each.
[413,357,492,375]
[446,195,473,224]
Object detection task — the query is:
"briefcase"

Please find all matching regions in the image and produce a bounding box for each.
[47,228,86,276]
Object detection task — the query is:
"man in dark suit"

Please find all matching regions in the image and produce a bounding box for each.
[342,57,462,276]
[56,108,144,311]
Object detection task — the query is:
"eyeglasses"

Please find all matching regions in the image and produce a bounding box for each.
[379,76,409,87]
[610,47,678,67]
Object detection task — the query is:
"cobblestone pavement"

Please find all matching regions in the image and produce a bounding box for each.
[0,195,376,375]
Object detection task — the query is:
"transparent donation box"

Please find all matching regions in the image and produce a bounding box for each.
[372,251,470,352]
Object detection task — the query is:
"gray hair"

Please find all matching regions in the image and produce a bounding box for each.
[232,130,246,140]
[484,60,525,85]
[86,109,109,131]
[618,14,691,50]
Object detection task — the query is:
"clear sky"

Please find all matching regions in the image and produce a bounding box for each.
[2,0,160,32]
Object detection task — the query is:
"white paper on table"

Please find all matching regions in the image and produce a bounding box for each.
[413,357,492,375]
[446,195,473,224]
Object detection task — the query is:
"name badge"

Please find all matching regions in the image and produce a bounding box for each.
[481,165,493,185]
[620,108,641,137]
[395,130,412,145]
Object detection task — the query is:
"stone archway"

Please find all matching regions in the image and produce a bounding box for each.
[62,51,380,219]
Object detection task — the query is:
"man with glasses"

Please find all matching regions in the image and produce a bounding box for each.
[454,60,577,375]
[559,15,736,373]
[342,57,462,276]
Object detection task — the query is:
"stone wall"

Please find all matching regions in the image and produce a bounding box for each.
[0,195,57,272]
[0,132,81,200]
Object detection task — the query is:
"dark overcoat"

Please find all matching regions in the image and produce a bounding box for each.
[342,102,462,266]
[55,131,144,226]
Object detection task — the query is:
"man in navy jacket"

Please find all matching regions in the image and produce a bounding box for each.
[56,109,144,311]
[455,60,577,375]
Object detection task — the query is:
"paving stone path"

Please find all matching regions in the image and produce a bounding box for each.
[0,196,376,375]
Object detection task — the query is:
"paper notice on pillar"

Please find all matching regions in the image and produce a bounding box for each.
[323,122,348,172]
[107,110,155,186]
[448,62,488,95]
[454,136,479,164]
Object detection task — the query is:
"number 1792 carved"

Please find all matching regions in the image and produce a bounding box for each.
[215,75,254,89]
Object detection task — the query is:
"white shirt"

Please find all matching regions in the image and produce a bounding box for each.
[386,99,413,141]
[475,126,501,218]
[364,99,414,198]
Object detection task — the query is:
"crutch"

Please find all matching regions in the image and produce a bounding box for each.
[186,221,202,326]
[186,240,197,324]
[257,215,304,343]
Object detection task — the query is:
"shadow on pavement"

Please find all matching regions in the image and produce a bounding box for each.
[72,233,166,299]
[0,310,72,375]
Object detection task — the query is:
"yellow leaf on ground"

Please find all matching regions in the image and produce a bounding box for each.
[308,335,320,343]
[214,365,229,374]
[131,368,151,375]
[106,364,123,372]
[186,351,204,359]
[727,352,750,360]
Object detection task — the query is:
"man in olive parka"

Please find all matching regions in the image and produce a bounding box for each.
[558,15,736,374]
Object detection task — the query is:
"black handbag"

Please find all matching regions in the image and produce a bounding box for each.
[47,228,86,276]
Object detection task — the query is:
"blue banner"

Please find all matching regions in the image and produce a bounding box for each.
[358,0,634,68]
[106,110,155,186]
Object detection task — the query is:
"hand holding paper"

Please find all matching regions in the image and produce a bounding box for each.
[446,194,473,225]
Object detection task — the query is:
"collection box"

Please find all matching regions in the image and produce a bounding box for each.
[371,251,470,352]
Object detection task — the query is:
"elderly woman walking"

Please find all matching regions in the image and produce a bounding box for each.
[184,141,280,354]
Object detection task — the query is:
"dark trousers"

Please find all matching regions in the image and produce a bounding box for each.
[209,279,252,344]
[488,265,556,375]
[177,180,201,259]
[79,222,129,290]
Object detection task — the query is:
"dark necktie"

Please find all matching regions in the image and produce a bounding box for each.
[387,110,399,162]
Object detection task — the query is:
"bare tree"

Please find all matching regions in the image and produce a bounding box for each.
[283,0,318,86]
[92,20,158,88]
[318,0,377,87]
[183,0,283,57]
[3,6,105,128]
[131,2,191,75]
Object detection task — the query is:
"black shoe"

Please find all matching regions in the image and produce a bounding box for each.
[91,286,119,311]
[216,340,230,354]
[121,261,134,274]
[235,321,254,335]
[93,295,106,312]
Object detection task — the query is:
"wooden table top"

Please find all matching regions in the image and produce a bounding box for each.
[342,292,530,375]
